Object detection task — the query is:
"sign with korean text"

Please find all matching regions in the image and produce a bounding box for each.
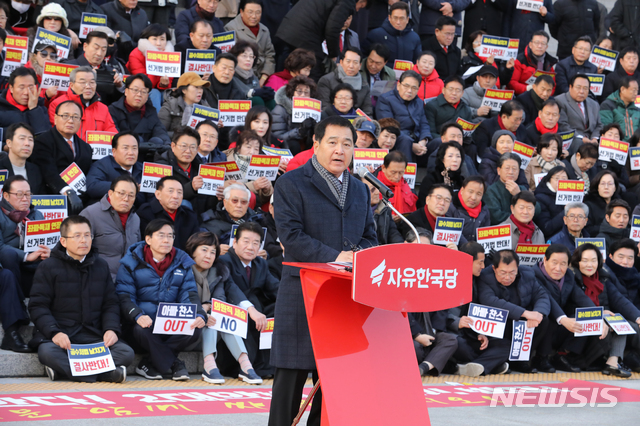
[352,243,473,312]
[432,217,464,246]
[575,306,604,337]
[356,108,372,121]
[219,100,251,125]
[558,130,575,151]
[589,46,619,72]
[476,224,512,254]
[598,137,629,164]
[185,49,216,75]
[393,59,413,79]
[604,313,637,335]
[86,131,115,160]
[210,161,244,181]
[478,35,519,61]
[67,343,115,377]
[456,117,480,137]
[534,172,547,186]
[24,218,62,252]
[509,320,534,361]
[31,195,67,220]
[404,162,417,189]
[210,298,248,338]
[576,238,606,259]
[40,62,78,91]
[198,164,225,196]
[516,0,543,12]
[140,162,172,193]
[79,13,107,38]
[556,180,585,205]
[188,105,220,128]
[468,303,508,338]
[259,318,274,349]
[525,69,555,85]
[3,35,29,62]
[512,140,534,169]
[263,146,293,161]
[246,155,280,181]
[353,148,388,172]
[292,97,322,123]
[0,170,7,191]
[585,73,605,96]
[60,162,86,193]
[212,31,236,52]
[481,88,515,112]
[32,27,71,59]
[515,244,548,266]
[630,215,640,241]
[1,48,27,77]
[146,51,182,78]
[152,303,197,336]
[630,146,640,170]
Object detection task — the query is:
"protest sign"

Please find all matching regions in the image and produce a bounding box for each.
[353,148,388,172]
[146,51,182,78]
[32,28,71,59]
[515,244,548,266]
[598,137,629,164]
[477,224,512,253]
[393,59,413,79]
[187,105,220,127]
[209,298,248,338]
[525,69,555,85]
[68,343,115,377]
[60,163,86,193]
[1,48,26,77]
[534,173,547,186]
[404,162,417,189]
[478,35,519,61]
[219,100,251,125]
[586,73,605,96]
[31,195,67,220]
[468,303,508,338]
[509,321,534,361]
[456,117,481,137]
[140,162,172,193]
[85,131,115,160]
[212,31,236,52]
[481,88,515,111]
[3,35,29,61]
[576,238,606,259]
[185,49,216,74]
[558,130,575,151]
[263,146,293,161]
[198,165,225,196]
[512,140,534,169]
[556,180,585,205]
[291,97,322,123]
[211,161,244,181]
[228,224,268,250]
[152,303,197,336]
[356,109,372,120]
[259,318,274,350]
[575,307,604,337]
[40,62,78,91]
[0,170,6,191]
[589,46,619,72]
[432,217,465,246]
[79,13,107,38]
[631,215,640,242]
[630,146,640,171]
[24,218,63,252]
[604,314,637,335]
[516,0,543,12]
[246,155,280,181]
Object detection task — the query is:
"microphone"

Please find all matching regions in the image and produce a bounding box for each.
[357,168,394,199]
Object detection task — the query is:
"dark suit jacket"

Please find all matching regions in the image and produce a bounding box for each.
[31,127,93,194]
[423,36,462,80]
[0,154,44,195]
[271,160,378,370]
[533,263,594,320]
[136,197,199,251]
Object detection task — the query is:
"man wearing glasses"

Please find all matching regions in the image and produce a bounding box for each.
[547,202,591,254]
[508,31,557,96]
[554,36,598,96]
[80,174,141,279]
[421,16,462,81]
[425,75,473,139]
[556,73,603,150]
[365,2,422,67]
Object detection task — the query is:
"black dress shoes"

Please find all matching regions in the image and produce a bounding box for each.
[552,354,581,373]
[1,327,32,353]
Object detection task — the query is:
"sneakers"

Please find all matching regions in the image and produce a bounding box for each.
[536,356,556,373]
[98,366,127,383]
[456,362,484,377]
[136,358,163,380]
[171,359,189,381]
[45,366,58,381]
[202,368,225,384]
[239,369,263,384]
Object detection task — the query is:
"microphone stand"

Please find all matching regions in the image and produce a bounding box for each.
[381,197,422,244]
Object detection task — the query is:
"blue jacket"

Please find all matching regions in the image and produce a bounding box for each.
[533,263,593,320]
[376,88,431,142]
[115,241,204,322]
[86,155,144,205]
[175,6,224,46]
[547,224,589,254]
[365,18,422,67]
[418,0,470,36]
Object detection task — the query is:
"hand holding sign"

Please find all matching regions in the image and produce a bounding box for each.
[137,315,153,328]
[560,316,583,333]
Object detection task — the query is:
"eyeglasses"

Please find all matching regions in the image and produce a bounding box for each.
[7,191,31,199]
[113,190,136,200]
[176,143,198,152]
[39,51,58,60]
[75,80,97,87]
[295,89,311,96]
[430,194,452,204]
[531,41,548,47]
[445,87,463,94]
[128,88,150,96]
[243,10,262,17]
[566,214,587,221]
[156,233,175,240]
[239,52,255,60]
[400,82,419,92]
[515,205,535,212]
[56,114,82,122]
[229,197,249,205]
[62,233,92,241]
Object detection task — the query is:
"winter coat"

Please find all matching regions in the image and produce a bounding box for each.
[524,155,562,190]
[450,193,491,242]
[79,194,141,279]
[583,191,621,237]
[48,89,118,141]
[0,89,50,142]
[462,82,498,121]
[271,87,307,154]
[0,154,44,195]
[158,94,212,133]
[600,65,640,101]
[533,263,593,320]
[547,224,590,254]
[574,266,640,320]
[108,98,171,145]
[364,18,422,67]
[554,54,598,96]
[85,156,145,205]
[316,68,373,115]
[502,215,546,249]
[224,149,274,206]
[462,0,509,43]
[225,14,276,76]
[460,51,514,89]
[136,197,200,251]
[200,202,263,244]
[373,203,404,245]
[599,90,640,141]
[472,116,527,158]
[478,264,551,319]
[478,146,529,188]
[508,46,558,95]
[503,0,555,53]
[126,39,175,90]
[175,6,225,46]
[549,0,600,60]
[397,205,469,246]
[115,241,205,322]
[412,64,443,101]
[596,219,631,255]
[65,54,128,105]
[517,89,545,127]
[533,180,566,238]
[424,94,473,138]
[29,244,120,342]
[606,256,640,310]
[375,88,431,141]
[417,0,470,36]
[417,160,464,209]
[202,75,247,109]
[609,0,640,51]
[193,261,247,306]
[484,179,539,225]
[101,0,149,46]
[0,205,43,260]
[422,34,462,80]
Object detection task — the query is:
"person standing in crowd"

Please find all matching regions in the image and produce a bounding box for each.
[421,16,462,81]
[555,37,598,95]
[102,0,148,53]
[365,2,421,67]
[508,31,557,95]
[549,0,600,60]
[175,0,225,46]
[503,0,554,54]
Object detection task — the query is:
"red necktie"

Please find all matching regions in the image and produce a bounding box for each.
[578,102,585,119]
[339,33,344,51]
[245,265,251,283]
[67,138,75,156]
[443,46,448,53]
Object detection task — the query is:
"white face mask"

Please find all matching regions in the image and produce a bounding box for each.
[473,46,482,54]
[11,0,31,14]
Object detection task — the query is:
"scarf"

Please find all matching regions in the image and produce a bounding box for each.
[536,154,560,173]
[311,154,349,209]
[377,171,417,214]
[571,155,590,192]
[606,257,640,294]
[143,244,176,278]
[192,265,212,304]
[195,4,214,20]
[234,152,251,180]
[534,116,558,134]
[582,271,604,306]
[538,260,565,290]
[107,196,130,229]
[124,99,146,118]
[0,198,30,236]
[510,213,535,244]
[337,65,362,90]
[6,89,27,112]
[530,89,545,111]
[235,65,255,81]
[245,23,260,37]
[458,191,481,218]
[272,69,292,82]
[331,105,355,116]
[210,75,233,100]
[497,115,507,130]
[424,206,437,231]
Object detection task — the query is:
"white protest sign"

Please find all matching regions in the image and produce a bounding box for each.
[198,164,225,196]
[558,130,575,151]
[185,49,216,75]
[188,105,220,128]
[291,97,322,123]
[263,146,293,161]
[468,303,508,338]
[404,162,417,189]
[478,35,519,61]
[525,69,555,86]
[210,161,244,181]
[60,162,86,194]
[31,195,67,220]
[246,155,280,181]
[68,343,115,376]
[576,238,606,259]
[574,307,604,337]
[24,219,63,252]
[630,146,640,171]
[40,62,78,91]
[146,51,182,78]
[515,244,548,266]
[153,302,197,336]
[32,27,71,59]
[476,224,512,254]
[598,137,629,164]
[393,59,413,79]
[630,215,640,241]
[456,117,481,137]
[219,100,251,126]
[586,74,605,96]
[212,31,236,52]
[509,320,535,361]
[85,131,115,160]
[353,148,388,172]
[534,172,547,187]
[432,217,465,246]
[604,314,637,335]
[516,0,543,12]
[589,46,619,72]
[556,180,585,205]
[1,48,26,77]
[481,88,515,112]
[79,13,107,38]
[259,318,274,349]
[512,140,534,170]
[140,162,172,194]
[209,298,248,339]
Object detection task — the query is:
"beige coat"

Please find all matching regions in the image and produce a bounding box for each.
[225,15,276,76]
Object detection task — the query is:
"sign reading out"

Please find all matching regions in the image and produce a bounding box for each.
[152,302,197,336]
[468,303,508,338]
[509,320,534,361]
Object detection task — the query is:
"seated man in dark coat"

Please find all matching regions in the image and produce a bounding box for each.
[175,0,225,46]
[421,16,461,80]
[471,100,527,159]
[516,74,555,127]
[0,123,44,195]
[547,202,590,254]
[28,216,135,382]
[409,309,458,377]
[596,199,631,254]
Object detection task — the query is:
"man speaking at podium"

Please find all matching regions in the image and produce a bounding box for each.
[269,116,378,425]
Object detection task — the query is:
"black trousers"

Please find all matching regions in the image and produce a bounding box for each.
[0,269,29,330]
[539,320,610,368]
[454,334,511,374]
[37,329,134,382]
[414,331,458,373]
[268,368,322,426]
[132,324,202,373]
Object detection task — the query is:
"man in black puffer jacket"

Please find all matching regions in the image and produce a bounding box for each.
[549,0,601,60]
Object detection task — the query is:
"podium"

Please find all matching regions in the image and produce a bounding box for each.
[289,243,473,425]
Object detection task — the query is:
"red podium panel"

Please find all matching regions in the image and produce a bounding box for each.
[294,263,430,425]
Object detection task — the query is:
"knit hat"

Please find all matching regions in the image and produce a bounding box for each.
[491,129,516,149]
[36,3,69,28]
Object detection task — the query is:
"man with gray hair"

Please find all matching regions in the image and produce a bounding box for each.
[546,202,590,254]
[201,183,271,257]
[47,65,118,139]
